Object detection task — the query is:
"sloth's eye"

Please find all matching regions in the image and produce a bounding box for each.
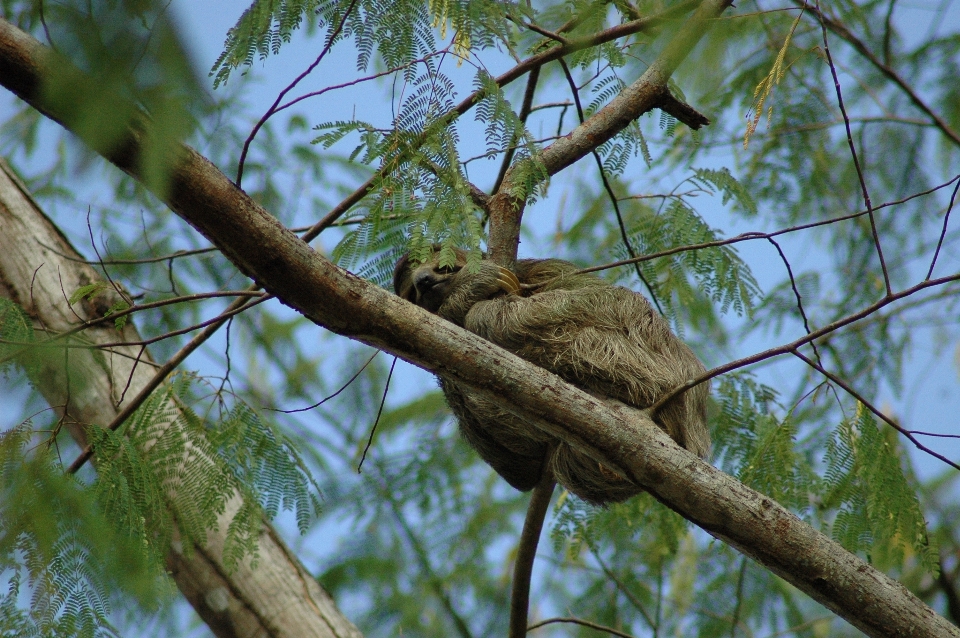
[435,265,460,275]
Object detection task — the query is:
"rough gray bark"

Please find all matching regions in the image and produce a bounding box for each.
[0,15,956,638]
[0,159,363,638]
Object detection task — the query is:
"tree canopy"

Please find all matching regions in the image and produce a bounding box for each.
[0,0,959,637]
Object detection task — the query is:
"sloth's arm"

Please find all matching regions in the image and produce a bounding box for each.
[437,262,521,326]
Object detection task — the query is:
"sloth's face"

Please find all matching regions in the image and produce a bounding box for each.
[393,251,464,314]
[409,260,462,313]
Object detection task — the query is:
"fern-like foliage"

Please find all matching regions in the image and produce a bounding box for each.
[550,494,597,559]
[551,490,687,563]
[206,402,322,534]
[690,167,758,216]
[474,70,548,201]
[823,406,939,572]
[474,71,533,162]
[109,375,323,570]
[595,122,650,174]
[1,318,325,633]
[578,70,653,173]
[0,426,169,638]
[622,192,761,320]
[321,67,492,282]
[214,0,511,88]
[712,375,813,508]
[211,0,326,88]
[0,297,32,370]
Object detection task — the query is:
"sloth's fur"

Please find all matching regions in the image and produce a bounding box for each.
[394,248,710,504]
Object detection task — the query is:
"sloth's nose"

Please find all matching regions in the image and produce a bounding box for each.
[414,270,442,292]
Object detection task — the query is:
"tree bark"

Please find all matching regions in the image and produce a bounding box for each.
[0,158,363,638]
[0,16,956,638]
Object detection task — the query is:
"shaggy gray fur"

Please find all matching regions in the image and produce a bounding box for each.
[394,249,710,504]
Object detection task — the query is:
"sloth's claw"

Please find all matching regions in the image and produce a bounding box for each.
[496,267,521,295]
[597,463,626,482]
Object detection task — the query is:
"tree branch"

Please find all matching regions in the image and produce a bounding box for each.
[488,0,729,265]
[509,455,555,638]
[798,1,960,148]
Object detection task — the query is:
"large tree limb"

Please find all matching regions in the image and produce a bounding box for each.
[0,17,956,638]
[0,159,362,638]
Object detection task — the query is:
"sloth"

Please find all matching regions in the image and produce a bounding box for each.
[393,247,710,505]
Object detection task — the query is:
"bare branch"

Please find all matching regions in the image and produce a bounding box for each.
[798,1,960,147]
[507,14,570,45]
[528,616,637,637]
[766,236,821,362]
[650,272,960,421]
[557,57,664,312]
[927,178,960,279]
[815,0,891,296]
[570,174,960,277]
[790,348,960,471]
[236,0,359,186]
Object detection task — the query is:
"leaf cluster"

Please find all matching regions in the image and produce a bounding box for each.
[0,426,170,638]
[622,186,761,323]
[823,406,939,573]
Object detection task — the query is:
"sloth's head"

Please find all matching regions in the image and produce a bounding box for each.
[393,247,521,315]
[393,249,466,313]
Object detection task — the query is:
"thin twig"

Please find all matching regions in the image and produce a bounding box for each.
[926,177,960,279]
[5,290,265,360]
[790,348,960,472]
[382,477,475,638]
[816,0,891,296]
[42,243,217,265]
[357,355,396,473]
[507,14,570,44]
[267,350,379,414]
[527,617,636,637]
[43,213,408,267]
[798,1,960,147]
[275,52,445,115]
[86,210,132,308]
[492,66,540,195]
[236,0,359,187]
[766,237,821,362]
[591,549,656,630]
[30,295,271,353]
[567,175,960,279]
[557,57,664,313]
[731,557,748,638]
[648,271,960,419]
[904,430,960,439]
